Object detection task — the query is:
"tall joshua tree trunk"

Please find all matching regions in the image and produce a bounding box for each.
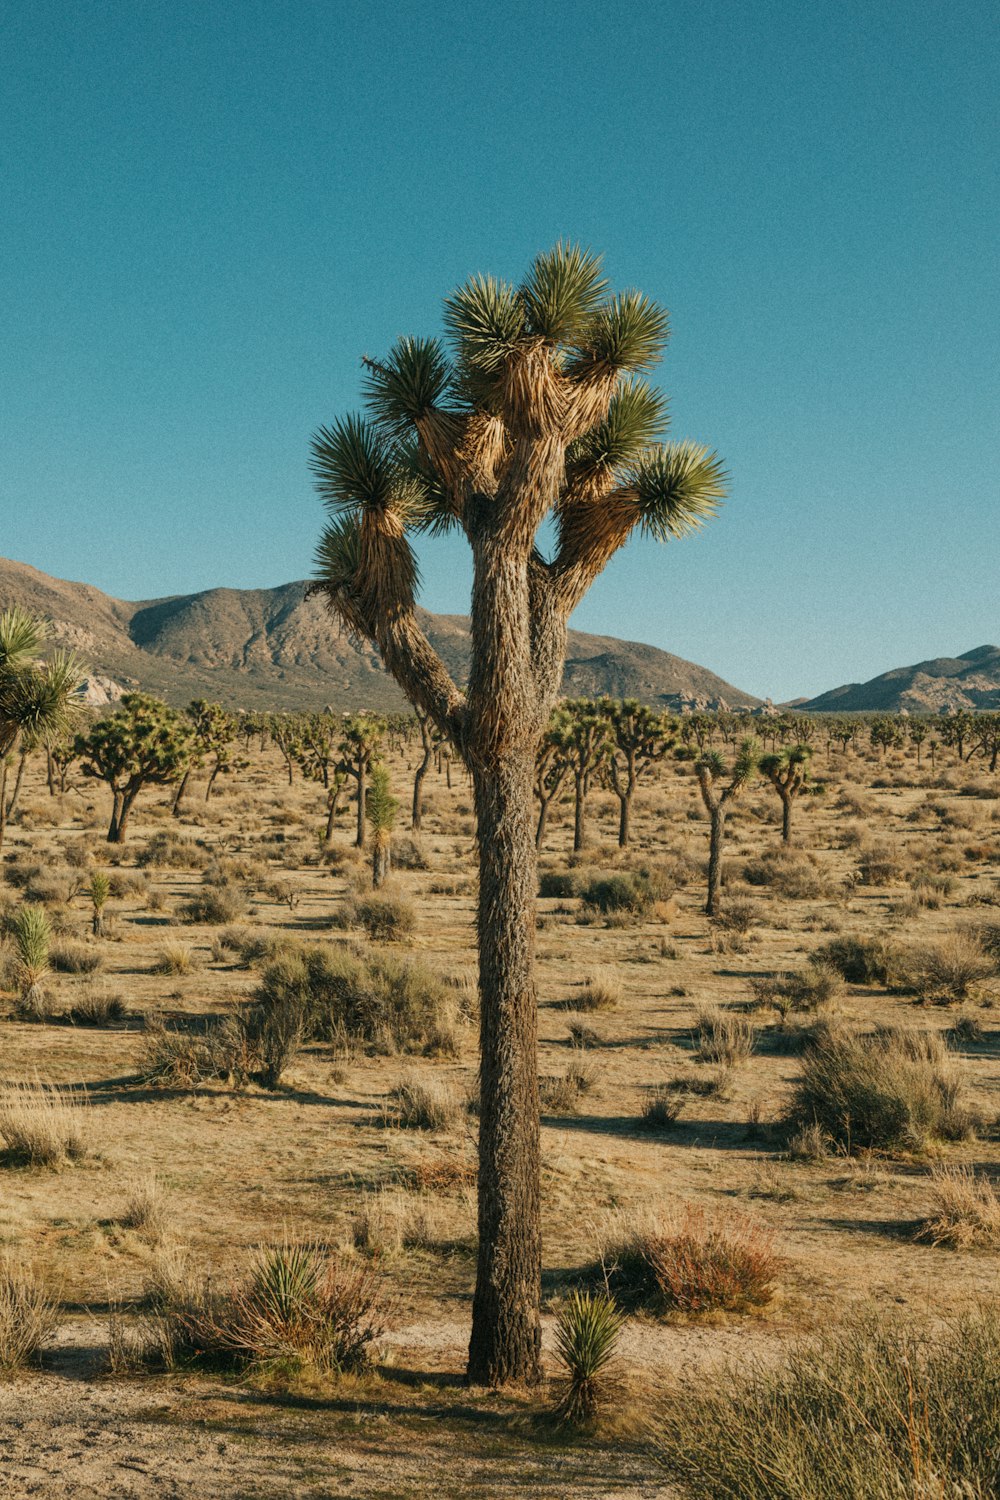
[780,791,793,844]
[706,804,726,915]
[469,750,541,1383]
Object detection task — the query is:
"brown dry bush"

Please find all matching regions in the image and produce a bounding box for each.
[812,934,900,985]
[906,931,995,1004]
[49,940,103,975]
[693,1008,755,1065]
[382,1074,463,1131]
[0,1079,88,1165]
[602,1207,779,1314]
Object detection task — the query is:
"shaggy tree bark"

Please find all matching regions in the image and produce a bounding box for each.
[706,804,726,915]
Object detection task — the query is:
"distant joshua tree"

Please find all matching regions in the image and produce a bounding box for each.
[365,763,398,887]
[0,607,84,852]
[601,697,676,847]
[696,738,760,915]
[760,743,813,844]
[310,242,726,1385]
[76,694,194,842]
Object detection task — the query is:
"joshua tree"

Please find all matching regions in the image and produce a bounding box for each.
[337,714,386,849]
[907,717,929,766]
[268,714,303,785]
[0,609,84,852]
[412,708,443,831]
[187,700,238,801]
[76,694,194,842]
[760,743,813,844]
[365,763,398,887]
[556,699,612,852]
[310,242,726,1384]
[602,698,676,847]
[696,738,760,915]
[533,716,573,850]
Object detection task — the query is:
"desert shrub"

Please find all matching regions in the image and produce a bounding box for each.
[640,1087,684,1131]
[391,836,428,870]
[906,931,995,1004]
[565,1013,600,1048]
[153,942,195,976]
[107,870,149,900]
[0,1258,58,1370]
[908,870,955,908]
[69,989,126,1027]
[139,1016,253,1088]
[579,872,653,918]
[350,1187,442,1255]
[813,934,899,986]
[117,1174,166,1243]
[334,893,416,941]
[180,883,248,925]
[152,1243,386,1376]
[856,846,902,886]
[786,1027,976,1154]
[743,850,828,900]
[575,969,623,1012]
[750,961,843,1015]
[49,940,103,975]
[0,1079,87,1165]
[539,870,579,899]
[915,1165,1000,1249]
[552,1291,625,1426]
[539,1057,595,1115]
[253,945,456,1058]
[136,832,205,868]
[382,1074,462,1131]
[711,897,762,934]
[693,1008,755,1065]
[654,1306,1000,1500]
[603,1207,779,1315]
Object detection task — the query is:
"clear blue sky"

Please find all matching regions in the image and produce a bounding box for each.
[3,0,997,701]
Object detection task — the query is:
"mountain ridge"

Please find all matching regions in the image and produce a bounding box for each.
[0,557,760,713]
[801,646,1000,713]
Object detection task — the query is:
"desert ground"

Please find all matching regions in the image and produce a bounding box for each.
[2,723,999,1496]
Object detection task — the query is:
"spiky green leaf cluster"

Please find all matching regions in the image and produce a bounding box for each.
[569,378,669,474]
[631,443,728,540]
[362,338,451,439]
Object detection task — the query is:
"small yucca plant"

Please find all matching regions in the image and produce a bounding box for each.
[89,871,111,936]
[12,904,51,1012]
[552,1290,625,1425]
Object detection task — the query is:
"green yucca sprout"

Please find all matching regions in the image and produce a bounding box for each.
[365,763,398,889]
[553,1290,625,1425]
[12,905,51,1009]
[89,871,111,936]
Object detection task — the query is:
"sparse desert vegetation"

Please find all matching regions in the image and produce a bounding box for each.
[2,683,1000,1492]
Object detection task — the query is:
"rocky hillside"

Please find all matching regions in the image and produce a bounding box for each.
[0,557,759,713]
[802,646,1000,713]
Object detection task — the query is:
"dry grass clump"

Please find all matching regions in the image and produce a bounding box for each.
[602,1206,779,1315]
[693,1008,755,1066]
[335,893,416,941]
[915,1165,1000,1249]
[539,1056,595,1114]
[49,940,103,975]
[0,1258,58,1370]
[153,942,196,976]
[538,870,579,899]
[350,1187,443,1255]
[139,1016,253,1088]
[180,882,249,925]
[855,846,903,886]
[750,961,844,1015]
[574,968,623,1012]
[147,1242,386,1376]
[786,1026,977,1154]
[743,850,830,900]
[639,1087,684,1131]
[136,831,205,868]
[654,1307,1000,1500]
[907,930,995,1004]
[564,1012,600,1047]
[382,1074,463,1131]
[117,1174,167,1243]
[578,871,653,920]
[68,987,127,1027]
[0,1079,88,1165]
